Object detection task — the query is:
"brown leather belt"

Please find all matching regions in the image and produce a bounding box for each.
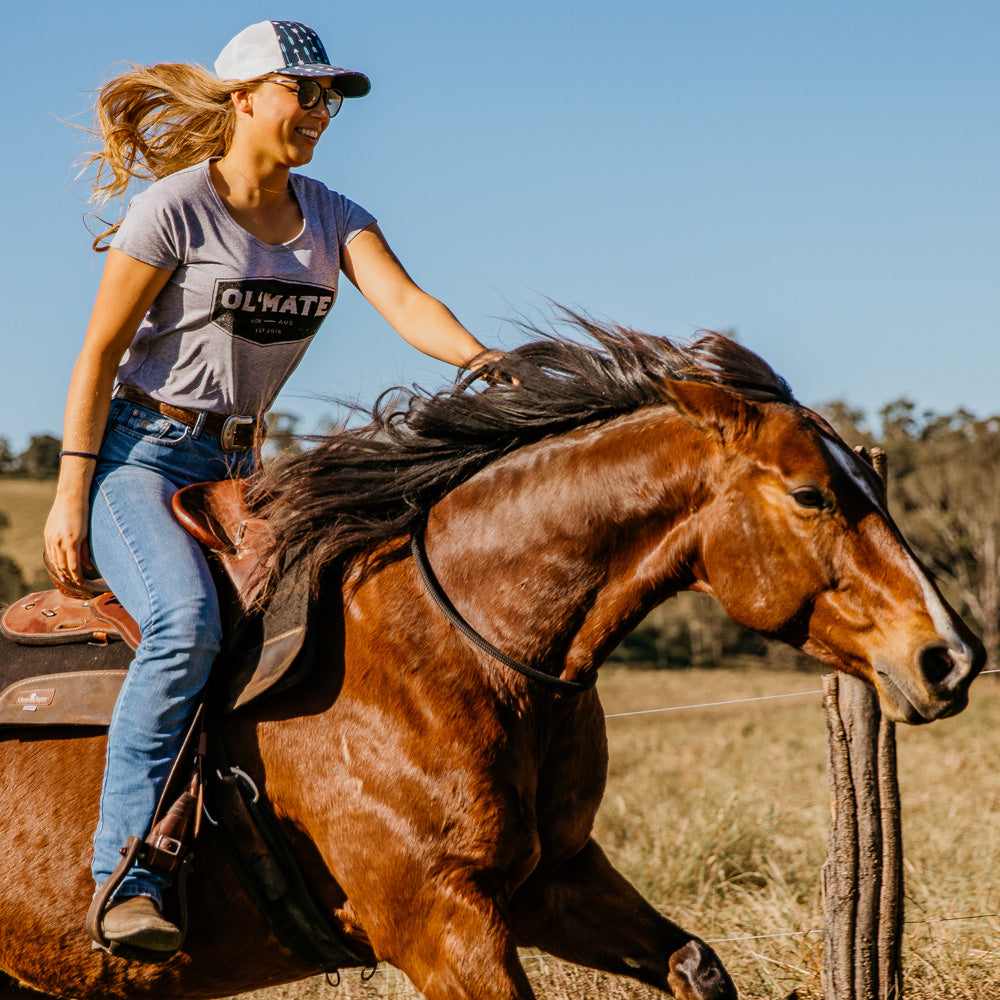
[113,385,263,452]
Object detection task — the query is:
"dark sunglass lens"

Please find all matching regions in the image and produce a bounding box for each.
[296,79,322,109]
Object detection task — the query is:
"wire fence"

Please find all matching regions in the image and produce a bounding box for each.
[604,687,824,719]
[604,668,1000,720]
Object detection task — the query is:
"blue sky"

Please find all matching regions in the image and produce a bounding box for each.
[3,1,998,451]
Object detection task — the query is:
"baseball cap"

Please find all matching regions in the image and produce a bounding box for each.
[214,20,370,98]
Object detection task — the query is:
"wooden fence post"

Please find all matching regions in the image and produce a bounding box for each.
[822,447,903,1000]
[822,673,903,999]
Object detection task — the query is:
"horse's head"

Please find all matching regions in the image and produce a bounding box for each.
[672,381,984,724]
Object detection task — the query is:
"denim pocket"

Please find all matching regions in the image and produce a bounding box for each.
[114,404,190,445]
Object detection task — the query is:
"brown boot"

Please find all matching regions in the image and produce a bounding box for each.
[101,896,182,952]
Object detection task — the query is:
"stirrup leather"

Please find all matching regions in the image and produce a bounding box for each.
[86,706,206,961]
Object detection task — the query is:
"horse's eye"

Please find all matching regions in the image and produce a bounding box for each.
[792,487,829,511]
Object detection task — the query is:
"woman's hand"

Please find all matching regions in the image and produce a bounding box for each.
[44,487,95,589]
[464,348,519,386]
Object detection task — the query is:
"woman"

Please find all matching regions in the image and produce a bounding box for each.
[44,19,497,956]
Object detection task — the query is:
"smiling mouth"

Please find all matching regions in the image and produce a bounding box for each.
[296,127,321,142]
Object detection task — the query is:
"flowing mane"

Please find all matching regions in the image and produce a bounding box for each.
[257,313,796,582]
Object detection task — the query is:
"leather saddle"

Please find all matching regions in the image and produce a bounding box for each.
[0,479,313,727]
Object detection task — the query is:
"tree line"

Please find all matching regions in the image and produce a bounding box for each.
[2,403,999,672]
[0,435,61,478]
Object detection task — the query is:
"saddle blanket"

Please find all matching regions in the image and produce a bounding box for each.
[0,634,133,727]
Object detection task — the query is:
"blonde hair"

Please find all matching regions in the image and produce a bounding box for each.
[83,62,262,249]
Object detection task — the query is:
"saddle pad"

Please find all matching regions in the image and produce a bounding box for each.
[0,636,133,728]
[1,590,123,645]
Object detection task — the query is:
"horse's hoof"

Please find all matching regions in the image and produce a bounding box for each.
[667,939,738,1000]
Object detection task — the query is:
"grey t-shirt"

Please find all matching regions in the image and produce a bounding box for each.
[111,159,376,416]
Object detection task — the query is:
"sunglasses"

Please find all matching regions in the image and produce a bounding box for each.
[267,78,344,116]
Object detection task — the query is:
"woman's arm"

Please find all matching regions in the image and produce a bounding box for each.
[44,249,173,586]
[341,223,494,368]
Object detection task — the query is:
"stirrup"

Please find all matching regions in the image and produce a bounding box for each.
[86,838,193,963]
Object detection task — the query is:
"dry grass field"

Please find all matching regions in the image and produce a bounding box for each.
[0,477,56,583]
[222,667,1000,1000]
[3,479,997,998]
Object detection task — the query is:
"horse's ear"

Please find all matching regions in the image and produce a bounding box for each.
[667,380,761,442]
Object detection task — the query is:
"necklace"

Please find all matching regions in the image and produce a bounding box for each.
[219,159,292,196]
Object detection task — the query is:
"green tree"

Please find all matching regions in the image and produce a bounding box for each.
[17,435,61,478]
[263,411,303,462]
[0,437,15,475]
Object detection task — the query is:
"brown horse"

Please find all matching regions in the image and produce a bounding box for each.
[0,320,983,1000]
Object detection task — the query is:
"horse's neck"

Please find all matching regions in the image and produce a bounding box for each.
[424,407,717,674]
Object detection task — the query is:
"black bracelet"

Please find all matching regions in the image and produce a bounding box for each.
[58,450,101,461]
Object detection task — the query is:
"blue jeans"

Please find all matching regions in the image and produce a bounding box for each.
[89,399,255,904]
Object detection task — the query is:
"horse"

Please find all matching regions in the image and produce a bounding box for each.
[0,318,983,1000]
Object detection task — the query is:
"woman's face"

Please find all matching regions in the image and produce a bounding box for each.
[234,76,334,167]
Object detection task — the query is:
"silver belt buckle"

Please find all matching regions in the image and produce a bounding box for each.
[220,414,256,452]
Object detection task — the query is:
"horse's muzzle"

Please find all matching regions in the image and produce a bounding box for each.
[874,637,984,725]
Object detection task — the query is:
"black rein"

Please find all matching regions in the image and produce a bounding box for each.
[409,530,597,695]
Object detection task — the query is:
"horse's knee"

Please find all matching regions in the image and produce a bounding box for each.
[667,939,738,1000]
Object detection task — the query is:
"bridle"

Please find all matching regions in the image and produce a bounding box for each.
[410,529,597,694]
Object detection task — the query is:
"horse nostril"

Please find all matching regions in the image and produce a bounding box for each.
[919,644,955,686]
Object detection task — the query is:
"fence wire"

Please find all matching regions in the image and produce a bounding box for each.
[604,667,1000,720]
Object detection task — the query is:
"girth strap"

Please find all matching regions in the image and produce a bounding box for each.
[205,754,365,971]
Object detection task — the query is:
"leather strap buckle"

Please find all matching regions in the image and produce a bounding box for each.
[152,834,184,856]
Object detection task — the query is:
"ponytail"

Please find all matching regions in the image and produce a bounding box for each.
[82,63,261,249]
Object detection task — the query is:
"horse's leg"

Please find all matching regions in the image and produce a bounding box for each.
[365,881,536,1000]
[510,838,737,1000]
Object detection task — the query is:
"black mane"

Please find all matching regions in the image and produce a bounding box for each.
[258,314,795,582]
